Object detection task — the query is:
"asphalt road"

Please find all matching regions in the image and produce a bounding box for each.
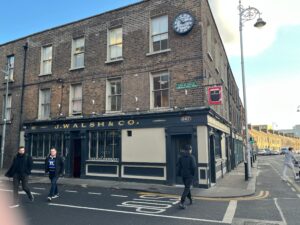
[0,155,299,225]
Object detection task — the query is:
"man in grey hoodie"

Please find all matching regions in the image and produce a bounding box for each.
[282,147,297,181]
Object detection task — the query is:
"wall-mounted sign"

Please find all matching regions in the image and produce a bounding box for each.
[176,81,198,90]
[181,116,192,122]
[208,86,222,105]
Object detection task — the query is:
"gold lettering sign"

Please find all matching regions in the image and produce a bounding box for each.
[51,120,138,130]
[98,122,105,127]
[118,121,125,126]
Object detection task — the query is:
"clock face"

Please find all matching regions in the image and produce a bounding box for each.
[173,12,194,34]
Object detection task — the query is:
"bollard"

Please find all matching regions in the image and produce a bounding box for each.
[244,162,248,181]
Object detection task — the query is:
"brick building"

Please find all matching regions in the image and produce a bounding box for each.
[0,0,244,188]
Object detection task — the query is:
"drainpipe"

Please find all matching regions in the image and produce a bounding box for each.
[17,42,28,146]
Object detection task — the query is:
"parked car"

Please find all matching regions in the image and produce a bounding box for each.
[257,149,266,155]
[264,149,272,155]
[280,147,289,155]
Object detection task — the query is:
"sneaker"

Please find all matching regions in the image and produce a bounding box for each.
[52,194,59,199]
[47,197,52,202]
[9,204,20,209]
[178,202,186,209]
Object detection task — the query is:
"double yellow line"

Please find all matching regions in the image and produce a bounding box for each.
[137,190,269,202]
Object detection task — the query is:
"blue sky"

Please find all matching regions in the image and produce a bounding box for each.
[1,0,299,129]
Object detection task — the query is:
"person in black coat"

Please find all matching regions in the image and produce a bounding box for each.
[45,147,64,201]
[176,144,196,209]
[5,146,34,207]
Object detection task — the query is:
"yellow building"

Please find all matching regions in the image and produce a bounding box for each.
[249,125,300,151]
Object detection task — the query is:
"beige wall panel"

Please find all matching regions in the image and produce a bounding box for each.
[122,128,166,163]
[197,126,209,163]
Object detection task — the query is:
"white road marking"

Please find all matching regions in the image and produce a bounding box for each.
[49,203,227,224]
[297,194,300,198]
[0,189,41,195]
[291,188,296,192]
[222,200,237,224]
[274,198,287,225]
[33,187,46,190]
[88,192,102,196]
[111,194,128,198]
[133,198,179,205]
[65,190,78,193]
[287,183,291,187]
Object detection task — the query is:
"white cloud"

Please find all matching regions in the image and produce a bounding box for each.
[247,75,300,129]
[209,0,300,56]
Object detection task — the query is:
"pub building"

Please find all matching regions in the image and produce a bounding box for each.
[0,0,244,188]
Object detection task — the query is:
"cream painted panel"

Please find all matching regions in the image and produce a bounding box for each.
[197,126,209,163]
[221,133,226,159]
[207,115,230,134]
[122,128,166,163]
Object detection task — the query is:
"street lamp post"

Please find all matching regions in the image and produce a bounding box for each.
[0,66,10,169]
[238,0,266,180]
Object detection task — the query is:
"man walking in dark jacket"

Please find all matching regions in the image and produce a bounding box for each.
[176,145,196,209]
[5,146,34,208]
[45,147,64,201]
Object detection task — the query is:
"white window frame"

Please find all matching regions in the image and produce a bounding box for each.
[215,41,220,73]
[2,94,12,121]
[6,55,14,81]
[150,71,170,109]
[38,88,51,120]
[69,84,82,116]
[207,22,213,60]
[71,37,85,70]
[107,27,123,62]
[106,79,122,113]
[40,45,52,75]
[149,15,169,53]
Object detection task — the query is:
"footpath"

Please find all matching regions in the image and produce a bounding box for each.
[0,161,258,198]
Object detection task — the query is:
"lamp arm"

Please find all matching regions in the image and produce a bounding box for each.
[239,6,262,24]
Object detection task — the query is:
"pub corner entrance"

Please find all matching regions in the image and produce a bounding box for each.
[169,134,193,185]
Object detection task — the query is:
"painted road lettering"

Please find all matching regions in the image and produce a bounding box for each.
[117,194,180,214]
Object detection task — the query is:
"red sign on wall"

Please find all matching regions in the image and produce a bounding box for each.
[208,86,222,105]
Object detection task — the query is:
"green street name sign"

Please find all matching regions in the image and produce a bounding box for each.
[176,81,198,90]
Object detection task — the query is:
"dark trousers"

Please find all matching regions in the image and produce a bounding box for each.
[13,174,32,203]
[180,177,193,203]
[48,175,59,197]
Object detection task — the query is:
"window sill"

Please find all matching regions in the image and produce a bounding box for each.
[150,107,172,112]
[3,79,14,84]
[39,73,52,77]
[105,58,124,64]
[146,49,171,56]
[207,52,213,61]
[104,111,124,115]
[67,115,83,119]
[0,120,12,125]
[69,67,85,71]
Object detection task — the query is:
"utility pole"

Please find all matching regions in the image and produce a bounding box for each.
[0,65,10,169]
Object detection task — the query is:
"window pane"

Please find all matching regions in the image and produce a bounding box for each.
[43,46,52,60]
[153,77,160,90]
[106,131,114,158]
[75,38,84,49]
[152,16,168,35]
[98,131,105,158]
[89,132,97,158]
[161,90,169,107]
[160,39,168,50]
[160,75,169,89]
[110,96,117,111]
[154,91,161,107]
[74,53,84,68]
[32,134,38,157]
[152,41,161,52]
[37,134,44,158]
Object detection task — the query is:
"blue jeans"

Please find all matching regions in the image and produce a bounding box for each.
[48,175,59,197]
